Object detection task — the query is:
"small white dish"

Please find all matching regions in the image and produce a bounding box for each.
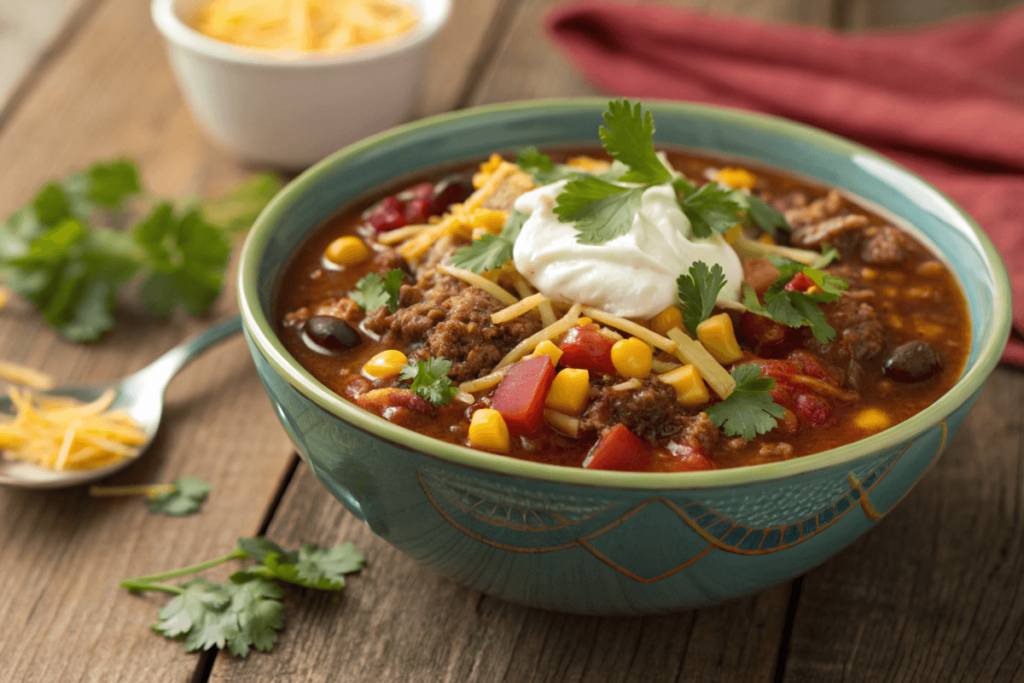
[151,0,451,168]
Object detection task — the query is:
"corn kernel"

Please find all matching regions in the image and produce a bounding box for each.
[529,340,563,367]
[696,313,743,364]
[651,306,683,336]
[546,368,590,416]
[757,233,777,245]
[886,314,904,330]
[723,225,743,244]
[915,321,945,339]
[916,260,944,277]
[717,167,757,190]
[906,285,933,299]
[853,408,890,432]
[469,409,510,453]
[566,156,612,173]
[324,236,371,267]
[470,208,508,234]
[611,337,653,379]
[363,350,408,378]
[576,317,593,327]
[659,364,710,407]
[861,267,878,281]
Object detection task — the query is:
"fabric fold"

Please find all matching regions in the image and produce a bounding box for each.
[548,3,1024,363]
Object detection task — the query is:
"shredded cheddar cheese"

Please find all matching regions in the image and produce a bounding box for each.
[0,362,56,391]
[193,0,418,53]
[0,388,146,471]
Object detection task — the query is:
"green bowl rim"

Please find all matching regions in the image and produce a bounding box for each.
[238,97,1012,491]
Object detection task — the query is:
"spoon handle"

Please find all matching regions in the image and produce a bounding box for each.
[133,316,244,391]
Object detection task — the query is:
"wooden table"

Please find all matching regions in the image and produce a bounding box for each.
[2,1,1023,681]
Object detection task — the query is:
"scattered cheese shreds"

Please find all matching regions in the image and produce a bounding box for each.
[0,362,56,391]
[0,388,145,471]
[438,265,518,307]
[580,306,677,353]
[192,0,419,53]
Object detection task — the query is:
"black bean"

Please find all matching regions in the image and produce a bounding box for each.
[883,341,942,383]
[303,316,361,354]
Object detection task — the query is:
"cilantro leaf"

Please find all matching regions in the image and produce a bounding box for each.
[349,269,405,313]
[86,160,142,208]
[222,575,285,657]
[450,209,527,274]
[676,262,727,335]
[554,177,644,245]
[450,233,513,273]
[811,243,839,269]
[200,172,282,236]
[236,537,289,564]
[135,204,231,317]
[743,193,790,238]
[147,476,211,516]
[705,365,784,440]
[599,100,672,185]
[4,219,141,341]
[399,357,457,406]
[235,542,366,592]
[753,256,849,343]
[151,576,284,657]
[677,182,745,239]
[152,577,230,643]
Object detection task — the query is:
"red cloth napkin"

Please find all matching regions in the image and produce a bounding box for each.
[547,3,1024,364]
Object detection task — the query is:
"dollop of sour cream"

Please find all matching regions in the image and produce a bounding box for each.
[512,180,744,320]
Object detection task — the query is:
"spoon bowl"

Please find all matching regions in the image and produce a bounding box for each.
[0,316,242,489]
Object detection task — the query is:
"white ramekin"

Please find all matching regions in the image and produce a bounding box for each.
[151,0,451,168]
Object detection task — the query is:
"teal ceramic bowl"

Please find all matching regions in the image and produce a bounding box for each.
[238,99,1011,615]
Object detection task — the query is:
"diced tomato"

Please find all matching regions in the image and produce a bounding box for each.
[784,272,815,292]
[583,424,650,471]
[366,195,408,232]
[558,324,616,375]
[664,441,716,472]
[491,355,557,434]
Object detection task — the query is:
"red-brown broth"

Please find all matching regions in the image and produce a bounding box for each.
[274,148,971,471]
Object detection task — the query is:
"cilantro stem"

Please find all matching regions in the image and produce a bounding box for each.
[119,549,247,587]
[119,580,186,595]
[89,484,177,499]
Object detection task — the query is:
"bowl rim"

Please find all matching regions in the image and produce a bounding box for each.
[151,0,452,68]
[238,97,1012,491]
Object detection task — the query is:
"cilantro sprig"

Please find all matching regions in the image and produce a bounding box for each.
[676,262,727,335]
[450,209,527,274]
[705,365,784,440]
[400,357,457,406]
[120,536,365,657]
[89,476,212,516]
[598,100,673,185]
[0,159,281,341]
[349,269,405,313]
[743,256,849,343]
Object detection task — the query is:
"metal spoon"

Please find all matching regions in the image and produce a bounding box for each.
[0,316,243,489]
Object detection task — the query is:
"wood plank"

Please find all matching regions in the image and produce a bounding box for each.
[781,367,1024,682]
[839,0,1024,29]
[467,0,836,107]
[0,0,297,680]
[0,0,96,114]
[209,463,793,683]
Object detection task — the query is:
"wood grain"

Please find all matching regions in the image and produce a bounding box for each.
[0,0,97,115]
[209,464,792,683]
[0,0,295,680]
[839,0,1024,29]
[781,368,1024,682]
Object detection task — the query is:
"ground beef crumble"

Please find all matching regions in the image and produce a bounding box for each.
[580,376,720,453]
